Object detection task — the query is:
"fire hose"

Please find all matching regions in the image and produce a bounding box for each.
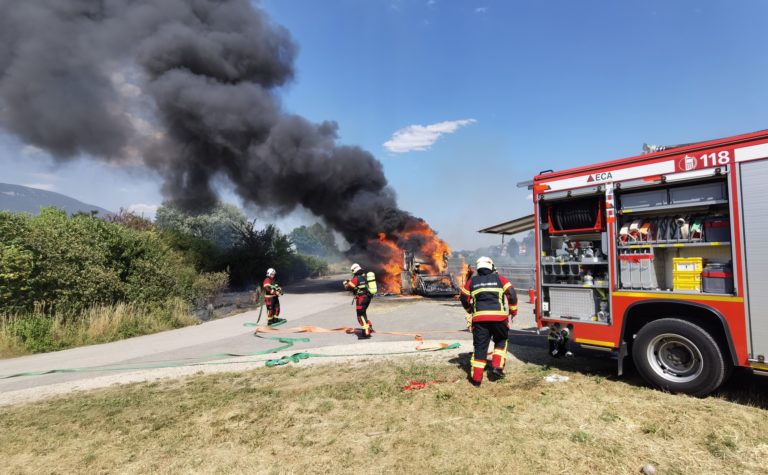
[0,326,462,380]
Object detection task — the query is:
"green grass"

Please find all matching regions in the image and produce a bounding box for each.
[0,299,198,357]
[1,357,768,474]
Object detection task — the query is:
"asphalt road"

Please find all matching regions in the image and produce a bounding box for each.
[0,275,535,397]
[4,275,764,407]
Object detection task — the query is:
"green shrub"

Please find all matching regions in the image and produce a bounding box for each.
[8,314,56,353]
[0,208,211,315]
[191,271,230,307]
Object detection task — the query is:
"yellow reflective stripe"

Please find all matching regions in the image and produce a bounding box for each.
[502,282,512,291]
[613,291,743,303]
[574,338,614,348]
[473,310,508,317]
[460,287,471,296]
[492,349,506,356]
[471,287,503,297]
[470,359,487,369]
[509,305,518,310]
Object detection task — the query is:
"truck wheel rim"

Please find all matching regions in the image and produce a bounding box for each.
[646,333,703,383]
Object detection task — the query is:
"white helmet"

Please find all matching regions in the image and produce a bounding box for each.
[266,268,276,277]
[350,263,361,273]
[476,256,494,271]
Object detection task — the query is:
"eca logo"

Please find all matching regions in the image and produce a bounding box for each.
[586,171,613,183]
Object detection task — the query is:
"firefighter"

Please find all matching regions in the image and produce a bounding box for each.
[460,256,518,386]
[263,268,285,326]
[343,263,374,339]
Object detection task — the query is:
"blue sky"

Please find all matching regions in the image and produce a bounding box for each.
[2,0,768,250]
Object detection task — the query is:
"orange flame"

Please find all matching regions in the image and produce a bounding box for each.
[374,232,404,293]
[366,220,451,293]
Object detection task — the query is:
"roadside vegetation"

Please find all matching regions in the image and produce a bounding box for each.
[0,204,334,357]
[1,358,766,474]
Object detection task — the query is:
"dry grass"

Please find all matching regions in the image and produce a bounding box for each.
[0,299,198,357]
[2,356,768,474]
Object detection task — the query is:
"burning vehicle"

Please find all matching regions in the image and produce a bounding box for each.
[349,219,458,297]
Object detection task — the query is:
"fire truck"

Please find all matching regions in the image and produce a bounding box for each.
[511,129,768,396]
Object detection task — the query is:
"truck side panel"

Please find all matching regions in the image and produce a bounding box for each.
[738,157,768,361]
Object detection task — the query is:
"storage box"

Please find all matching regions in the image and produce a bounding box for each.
[669,182,725,205]
[673,273,702,291]
[673,257,703,292]
[620,189,668,210]
[619,251,658,290]
[673,257,703,273]
[704,217,731,242]
[702,263,734,294]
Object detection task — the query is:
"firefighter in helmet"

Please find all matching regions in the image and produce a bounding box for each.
[263,268,285,326]
[460,256,518,386]
[343,263,374,339]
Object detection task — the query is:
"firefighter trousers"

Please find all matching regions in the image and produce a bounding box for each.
[266,296,280,321]
[355,294,373,337]
[470,320,509,383]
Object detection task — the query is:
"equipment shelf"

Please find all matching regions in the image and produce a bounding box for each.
[542,283,609,289]
[540,260,609,265]
[619,200,728,215]
[617,242,731,249]
[613,290,734,298]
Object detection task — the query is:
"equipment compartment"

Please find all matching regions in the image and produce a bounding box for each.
[620,189,668,211]
[614,177,734,294]
[538,192,612,324]
[669,182,726,205]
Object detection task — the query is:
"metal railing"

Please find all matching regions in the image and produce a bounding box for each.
[497,265,536,292]
[446,263,536,293]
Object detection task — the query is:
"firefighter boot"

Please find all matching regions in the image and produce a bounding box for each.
[357,316,372,339]
[488,345,507,381]
[488,367,505,381]
[470,358,486,386]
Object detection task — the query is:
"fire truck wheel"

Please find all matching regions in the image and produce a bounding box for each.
[632,318,725,397]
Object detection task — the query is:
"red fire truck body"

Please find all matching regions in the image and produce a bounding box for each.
[531,129,768,396]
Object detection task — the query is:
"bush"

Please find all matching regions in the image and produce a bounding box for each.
[0,208,211,315]
[0,299,198,355]
[191,271,230,307]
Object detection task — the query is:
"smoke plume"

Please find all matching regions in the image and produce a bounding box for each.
[0,0,446,269]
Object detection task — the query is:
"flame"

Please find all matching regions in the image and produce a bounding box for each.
[373,232,404,293]
[365,220,451,294]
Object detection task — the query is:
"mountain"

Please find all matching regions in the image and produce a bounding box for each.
[0,183,112,216]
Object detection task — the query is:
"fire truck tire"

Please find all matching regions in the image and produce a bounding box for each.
[632,318,725,397]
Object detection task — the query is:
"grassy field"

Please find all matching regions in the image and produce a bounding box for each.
[0,300,199,357]
[2,355,768,474]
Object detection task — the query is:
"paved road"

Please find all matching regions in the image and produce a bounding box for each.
[0,275,537,396]
[3,275,767,408]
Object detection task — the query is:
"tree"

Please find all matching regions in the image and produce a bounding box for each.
[290,223,341,258]
[155,202,246,249]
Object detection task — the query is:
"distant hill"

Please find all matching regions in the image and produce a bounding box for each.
[0,183,112,216]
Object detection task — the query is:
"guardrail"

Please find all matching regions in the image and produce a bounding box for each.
[446,264,536,293]
[497,265,536,292]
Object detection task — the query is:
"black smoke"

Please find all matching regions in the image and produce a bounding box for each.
[0,0,442,265]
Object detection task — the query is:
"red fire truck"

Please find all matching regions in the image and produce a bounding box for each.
[518,129,768,396]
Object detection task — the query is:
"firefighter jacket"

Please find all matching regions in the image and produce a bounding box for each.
[348,271,370,296]
[460,269,517,322]
[263,277,280,299]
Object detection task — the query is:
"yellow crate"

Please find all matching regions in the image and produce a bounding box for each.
[673,257,703,273]
[673,273,701,284]
[674,281,702,292]
[674,271,701,292]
